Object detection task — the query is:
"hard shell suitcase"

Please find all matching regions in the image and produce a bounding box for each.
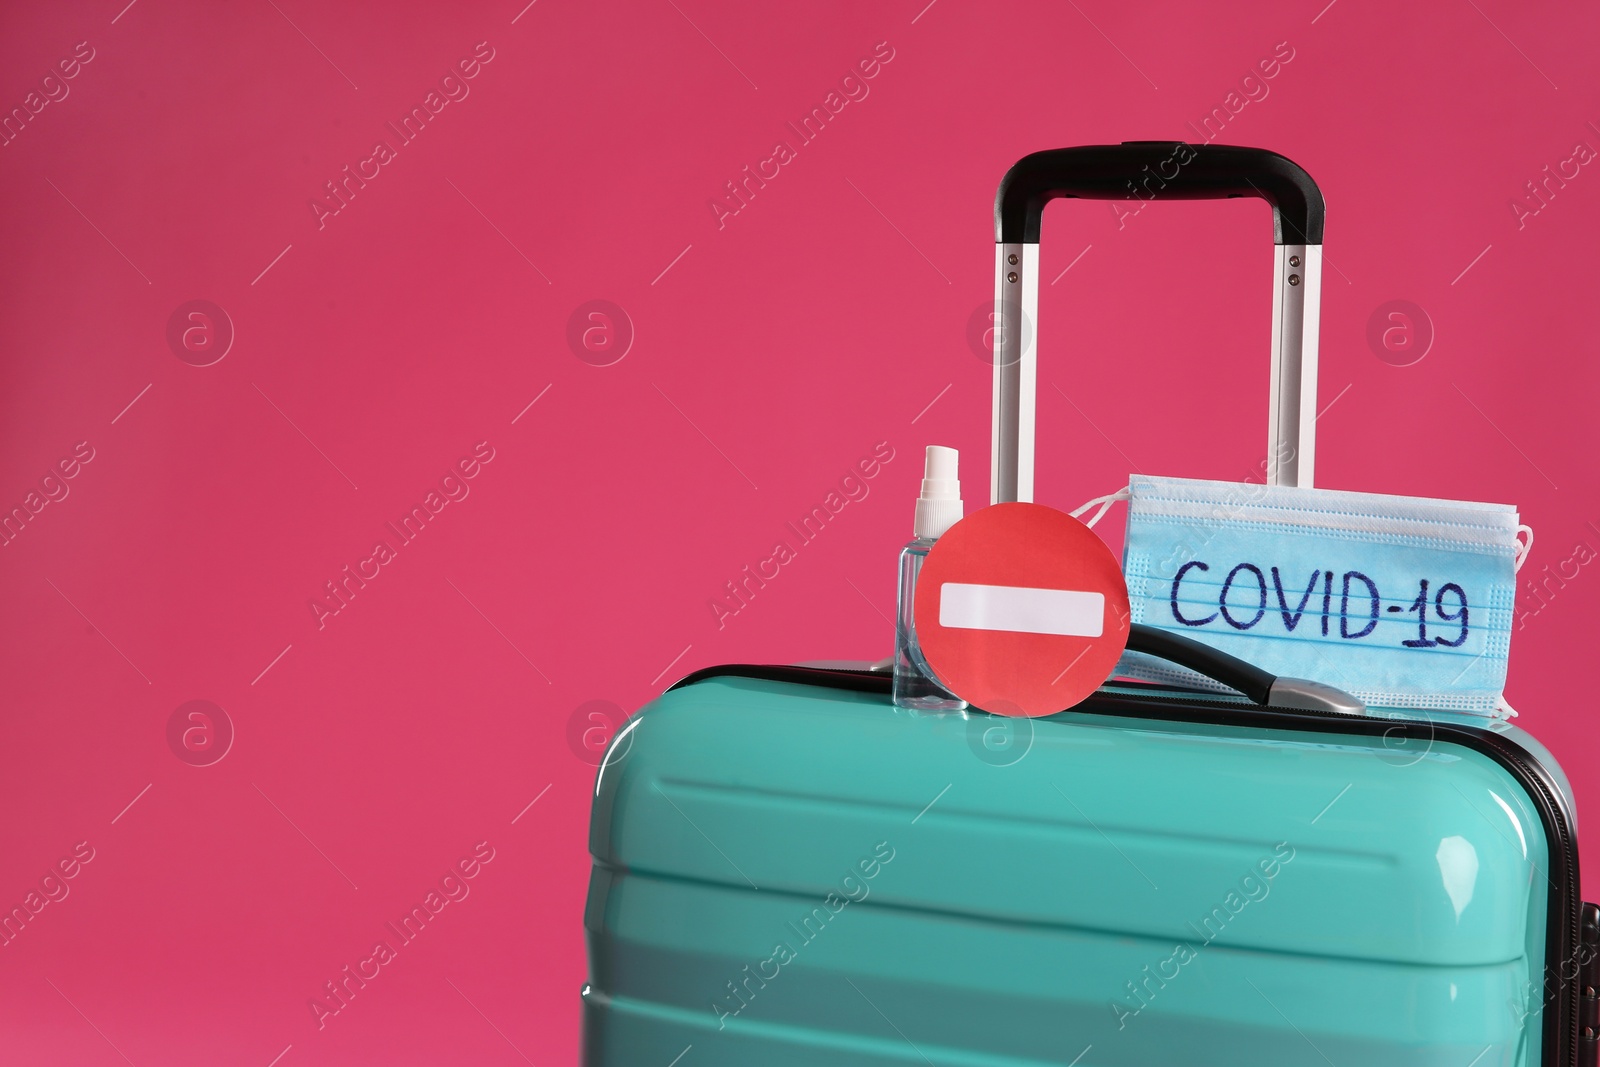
[581,144,1599,1066]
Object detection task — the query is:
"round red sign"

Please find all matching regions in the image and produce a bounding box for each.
[914,502,1130,717]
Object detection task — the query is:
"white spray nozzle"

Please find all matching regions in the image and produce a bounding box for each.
[914,445,963,539]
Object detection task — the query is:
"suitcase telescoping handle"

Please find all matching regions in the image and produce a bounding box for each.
[990,142,1326,502]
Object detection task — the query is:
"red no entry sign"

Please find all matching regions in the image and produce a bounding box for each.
[915,503,1130,717]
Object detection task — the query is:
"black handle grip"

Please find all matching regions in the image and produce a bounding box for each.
[995,142,1324,245]
[1125,623,1276,705]
[671,624,1360,714]
[1123,624,1363,715]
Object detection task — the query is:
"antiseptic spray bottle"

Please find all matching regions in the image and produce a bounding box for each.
[892,446,966,712]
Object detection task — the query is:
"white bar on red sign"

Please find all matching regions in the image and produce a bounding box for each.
[938,583,1105,638]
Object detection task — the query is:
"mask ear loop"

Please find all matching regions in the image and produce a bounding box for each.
[1514,524,1534,573]
[1498,525,1535,719]
[1070,486,1130,529]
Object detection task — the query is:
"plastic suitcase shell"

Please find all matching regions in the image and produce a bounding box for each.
[583,666,1592,1066]
[582,143,1599,1065]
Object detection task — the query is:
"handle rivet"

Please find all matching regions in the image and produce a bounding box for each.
[1289,255,1301,267]
[1288,274,1301,286]
[1008,254,1018,266]
[1007,272,1018,283]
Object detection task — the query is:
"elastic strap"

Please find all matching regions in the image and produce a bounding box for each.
[1514,524,1534,573]
[1070,486,1130,529]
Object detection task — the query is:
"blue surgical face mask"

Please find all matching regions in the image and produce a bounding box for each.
[1102,475,1530,716]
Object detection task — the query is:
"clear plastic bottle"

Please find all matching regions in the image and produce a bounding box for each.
[892,446,967,713]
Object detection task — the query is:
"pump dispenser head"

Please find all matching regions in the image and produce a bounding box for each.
[914,446,963,539]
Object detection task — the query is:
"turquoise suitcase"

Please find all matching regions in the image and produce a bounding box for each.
[583,640,1593,1066]
[582,145,1598,1065]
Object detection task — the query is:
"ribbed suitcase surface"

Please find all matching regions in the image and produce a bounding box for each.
[583,673,1566,1066]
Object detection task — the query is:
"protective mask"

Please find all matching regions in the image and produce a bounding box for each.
[1094,475,1531,716]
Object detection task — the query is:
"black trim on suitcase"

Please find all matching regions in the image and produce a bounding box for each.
[672,625,1281,705]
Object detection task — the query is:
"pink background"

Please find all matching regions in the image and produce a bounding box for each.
[2,0,1597,1063]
